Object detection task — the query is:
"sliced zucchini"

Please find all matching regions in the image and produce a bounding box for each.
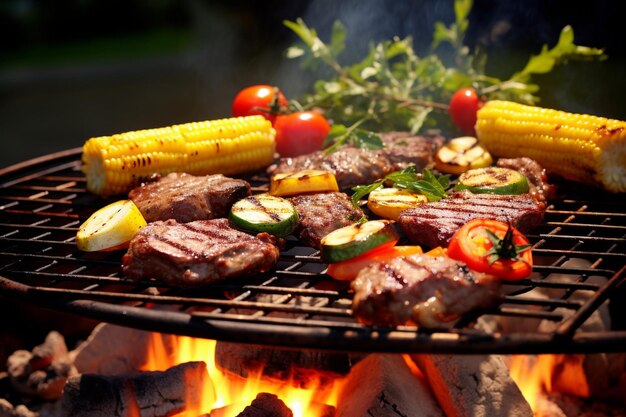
[229,194,298,237]
[269,169,339,197]
[455,167,529,195]
[320,220,399,263]
[435,136,493,175]
[367,187,428,220]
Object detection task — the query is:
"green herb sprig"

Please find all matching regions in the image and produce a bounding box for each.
[284,0,605,135]
[323,119,384,154]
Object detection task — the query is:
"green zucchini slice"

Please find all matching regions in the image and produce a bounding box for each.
[455,167,529,195]
[320,220,399,263]
[229,194,298,237]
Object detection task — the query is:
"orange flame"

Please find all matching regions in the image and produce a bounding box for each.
[509,354,590,414]
[139,333,343,417]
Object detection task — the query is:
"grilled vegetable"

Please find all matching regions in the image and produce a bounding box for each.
[326,245,423,281]
[76,200,147,251]
[81,115,275,196]
[476,100,626,193]
[455,167,529,195]
[229,194,298,237]
[269,170,339,197]
[447,219,533,280]
[434,136,493,175]
[367,187,428,220]
[320,220,399,263]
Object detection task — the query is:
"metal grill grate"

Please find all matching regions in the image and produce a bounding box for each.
[0,148,624,353]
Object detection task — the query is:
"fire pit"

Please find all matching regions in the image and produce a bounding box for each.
[0,148,624,354]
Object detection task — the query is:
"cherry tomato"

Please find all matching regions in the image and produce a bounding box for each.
[232,85,288,124]
[273,111,331,157]
[327,245,423,281]
[447,219,533,280]
[449,87,484,135]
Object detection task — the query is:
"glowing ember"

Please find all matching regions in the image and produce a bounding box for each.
[140,333,343,417]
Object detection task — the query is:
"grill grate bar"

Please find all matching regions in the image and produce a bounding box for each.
[545,221,626,230]
[555,265,626,338]
[547,209,626,217]
[26,285,353,316]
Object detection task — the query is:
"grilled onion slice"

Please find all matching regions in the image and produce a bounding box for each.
[435,136,493,175]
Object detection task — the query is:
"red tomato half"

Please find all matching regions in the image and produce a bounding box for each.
[273,111,331,157]
[449,87,483,135]
[447,219,533,280]
[327,245,423,281]
[232,85,288,124]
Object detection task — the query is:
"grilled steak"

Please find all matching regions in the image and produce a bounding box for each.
[496,157,555,202]
[268,132,444,190]
[128,172,250,223]
[351,255,501,328]
[397,191,545,248]
[122,218,279,287]
[289,192,364,249]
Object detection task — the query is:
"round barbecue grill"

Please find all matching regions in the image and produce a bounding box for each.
[0,148,624,354]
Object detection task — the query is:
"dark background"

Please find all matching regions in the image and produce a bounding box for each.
[1,0,625,170]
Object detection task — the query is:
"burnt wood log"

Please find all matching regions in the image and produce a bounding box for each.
[6,331,77,401]
[336,354,444,417]
[236,393,293,417]
[215,342,353,388]
[60,361,208,417]
[410,354,532,417]
[70,323,177,376]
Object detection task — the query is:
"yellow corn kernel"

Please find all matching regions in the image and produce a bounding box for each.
[476,100,626,192]
[81,116,276,196]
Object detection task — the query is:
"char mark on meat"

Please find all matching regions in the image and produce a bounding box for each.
[496,157,555,202]
[397,191,545,249]
[267,132,444,190]
[122,218,279,287]
[351,255,501,328]
[128,172,250,223]
[289,192,364,249]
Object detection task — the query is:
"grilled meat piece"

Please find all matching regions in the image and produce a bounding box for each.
[397,191,545,248]
[268,132,444,190]
[496,157,555,202]
[122,218,279,287]
[289,192,364,249]
[128,172,250,223]
[351,255,501,328]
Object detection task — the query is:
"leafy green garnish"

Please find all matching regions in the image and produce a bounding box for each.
[323,120,383,154]
[350,167,450,214]
[351,182,383,211]
[283,0,605,134]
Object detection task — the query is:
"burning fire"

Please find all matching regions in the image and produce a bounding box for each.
[140,333,343,417]
[509,354,590,413]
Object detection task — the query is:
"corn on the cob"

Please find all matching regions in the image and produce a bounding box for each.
[476,100,626,193]
[81,116,275,196]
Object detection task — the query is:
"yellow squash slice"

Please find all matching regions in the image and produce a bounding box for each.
[367,187,427,220]
[76,200,147,251]
[269,169,339,197]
